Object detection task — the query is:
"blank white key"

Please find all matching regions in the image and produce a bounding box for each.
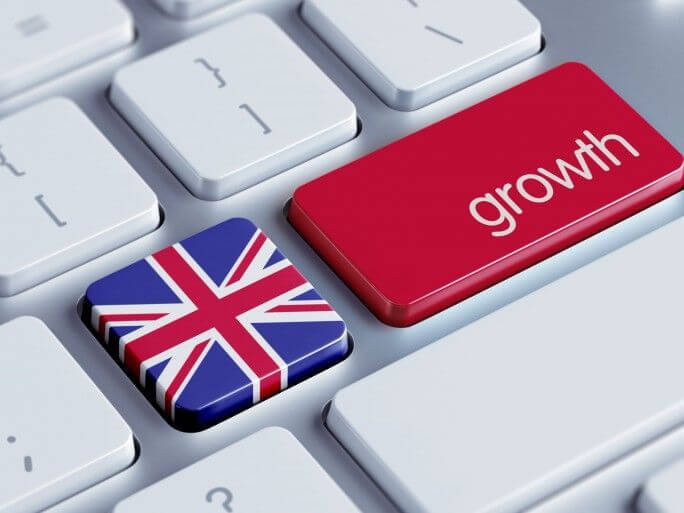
[0,317,135,513]
[152,0,235,19]
[114,427,360,513]
[0,98,159,296]
[637,459,684,513]
[111,13,357,200]
[302,0,541,110]
[327,216,684,513]
[0,0,134,99]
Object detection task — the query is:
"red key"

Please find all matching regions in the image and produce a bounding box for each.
[290,63,684,327]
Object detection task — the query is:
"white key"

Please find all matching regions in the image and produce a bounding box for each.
[302,0,541,110]
[111,14,357,200]
[0,0,133,99]
[638,460,684,513]
[0,317,135,513]
[114,427,360,513]
[152,0,235,19]
[327,216,684,513]
[0,98,159,296]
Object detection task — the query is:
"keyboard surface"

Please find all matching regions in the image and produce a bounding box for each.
[1,1,684,513]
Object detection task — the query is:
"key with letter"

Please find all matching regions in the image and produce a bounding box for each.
[0,0,134,99]
[302,0,541,110]
[0,317,135,513]
[114,427,360,512]
[111,13,357,200]
[0,98,159,296]
[327,216,684,513]
[290,63,684,326]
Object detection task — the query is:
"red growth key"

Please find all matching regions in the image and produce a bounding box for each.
[290,63,684,327]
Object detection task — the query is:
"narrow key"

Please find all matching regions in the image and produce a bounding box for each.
[110,14,357,200]
[151,0,235,19]
[302,0,541,110]
[326,215,684,513]
[638,460,684,513]
[0,98,159,296]
[0,0,133,99]
[0,317,135,513]
[114,427,359,512]
[290,63,684,326]
[82,218,349,431]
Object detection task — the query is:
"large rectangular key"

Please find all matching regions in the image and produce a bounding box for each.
[327,216,684,513]
[290,63,684,326]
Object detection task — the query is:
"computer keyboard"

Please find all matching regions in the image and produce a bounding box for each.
[1,1,684,513]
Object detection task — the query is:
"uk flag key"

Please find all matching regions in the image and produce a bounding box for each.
[82,218,348,431]
[290,63,684,327]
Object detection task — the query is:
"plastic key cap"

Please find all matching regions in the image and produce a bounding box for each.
[289,63,684,326]
[82,218,349,431]
[110,14,357,200]
[0,98,159,296]
[0,317,135,513]
[327,216,684,513]
[0,0,133,99]
[302,0,541,110]
[114,427,360,512]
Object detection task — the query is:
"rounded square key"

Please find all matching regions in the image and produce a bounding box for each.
[82,218,349,431]
[290,63,684,327]
[0,98,159,296]
[111,13,357,200]
[0,0,134,99]
[302,0,541,110]
[0,317,134,513]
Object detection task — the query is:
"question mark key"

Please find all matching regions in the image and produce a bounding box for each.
[113,428,360,512]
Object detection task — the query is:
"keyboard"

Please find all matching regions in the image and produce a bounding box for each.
[1,1,684,512]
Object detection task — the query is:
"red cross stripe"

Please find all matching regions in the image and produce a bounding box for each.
[122,245,308,401]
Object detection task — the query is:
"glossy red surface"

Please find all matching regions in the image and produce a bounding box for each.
[290,63,684,326]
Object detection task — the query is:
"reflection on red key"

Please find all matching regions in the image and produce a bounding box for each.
[290,63,684,326]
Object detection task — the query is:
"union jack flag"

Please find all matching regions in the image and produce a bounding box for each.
[82,218,348,431]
